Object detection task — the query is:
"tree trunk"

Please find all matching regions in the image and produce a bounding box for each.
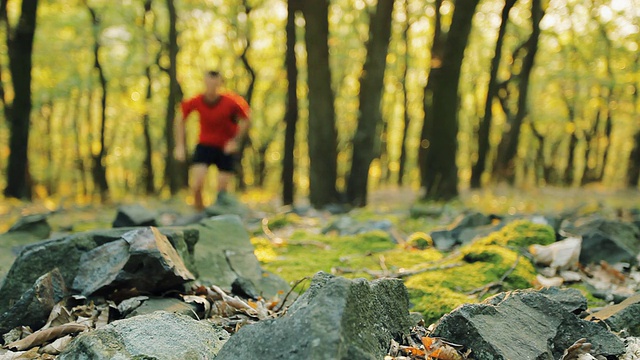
[236,0,255,191]
[346,0,395,207]
[301,0,339,208]
[581,107,601,185]
[282,0,299,205]
[141,0,155,195]
[3,0,38,199]
[493,0,544,184]
[419,0,479,200]
[628,131,640,188]
[397,3,411,186]
[84,1,110,201]
[163,0,187,194]
[470,0,516,188]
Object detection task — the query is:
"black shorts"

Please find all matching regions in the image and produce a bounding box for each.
[192,144,236,172]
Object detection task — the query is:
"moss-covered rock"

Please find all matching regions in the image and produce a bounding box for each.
[476,220,555,248]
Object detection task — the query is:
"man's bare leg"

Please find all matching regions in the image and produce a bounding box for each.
[191,164,208,211]
[217,170,234,192]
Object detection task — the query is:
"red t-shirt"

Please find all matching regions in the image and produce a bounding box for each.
[181,93,250,148]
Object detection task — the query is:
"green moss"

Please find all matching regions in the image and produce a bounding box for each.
[408,287,473,325]
[568,283,607,308]
[267,213,301,230]
[406,232,433,250]
[476,220,555,248]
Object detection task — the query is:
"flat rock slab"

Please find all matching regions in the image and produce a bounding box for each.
[216,272,412,360]
[432,288,625,359]
[59,311,229,360]
[0,269,67,339]
[190,215,289,299]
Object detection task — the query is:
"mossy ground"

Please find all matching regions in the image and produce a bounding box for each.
[258,216,556,324]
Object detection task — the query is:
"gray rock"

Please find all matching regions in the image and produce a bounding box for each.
[429,212,498,250]
[0,269,67,339]
[59,311,229,360]
[322,216,394,237]
[6,214,51,239]
[0,227,197,316]
[125,297,200,320]
[432,288,625,360]
[112,204,157,228]
[216,272,412,360]
[487,286,588,315]
[189,215,289,299]
[72,227,195,296]
[0,214,52,280]
[560,217,640,265]
[587,294,640,336]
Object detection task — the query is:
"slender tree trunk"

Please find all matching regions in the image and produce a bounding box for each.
[140,0,155,195]
[282,0,299,206]
[493,0,544,184]
[236,0,255,191]
[163,0,186,194]
[70,91,87,196]
[470,0,516,188]
[346,0,395,207]
[419,0,479,200]
[84,1,110,201]
[301,0,339,208]
[628,131,640,188]
[3,0,38,199]
[581,108,600,185]
[564,130,578,185]
[397,3,411,186]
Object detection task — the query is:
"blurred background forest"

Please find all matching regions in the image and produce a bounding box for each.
[0,0,639,209]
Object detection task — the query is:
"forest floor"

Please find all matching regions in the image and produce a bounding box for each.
[1,185,639,324]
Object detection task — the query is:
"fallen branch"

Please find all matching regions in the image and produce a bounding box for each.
[467,255,520,297]
[332,263,464,279]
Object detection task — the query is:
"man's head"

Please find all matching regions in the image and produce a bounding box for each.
[204,70,223,96]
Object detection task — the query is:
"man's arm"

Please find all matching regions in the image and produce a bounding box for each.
[173,113,187,161]
[224,117,250,154]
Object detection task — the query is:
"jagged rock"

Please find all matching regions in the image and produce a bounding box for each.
[432,288,625,360]
[189,215,289,299]
[58,311,229,360]
[429,212,499,250]
[216,272,412,360]
[587,294,640,336]
[560,217,640,265]
[112,204,157,227]
[0,227,197,316]
[72,227,195,296]
[0,269,67,340]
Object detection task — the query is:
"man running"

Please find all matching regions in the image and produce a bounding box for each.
[173,71,250,211]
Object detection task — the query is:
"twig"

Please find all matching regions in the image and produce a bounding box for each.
[467,255,520,297]
[275,277,308,313]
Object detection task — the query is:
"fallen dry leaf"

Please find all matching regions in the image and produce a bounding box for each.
[422,337,464,360]
[39,335,73,355]
[398,345,425,357]
[5,324,87,351]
